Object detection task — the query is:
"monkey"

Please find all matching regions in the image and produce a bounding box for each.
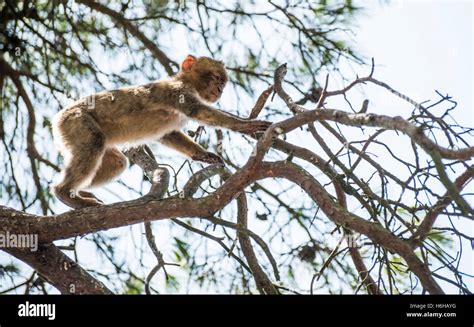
[51,55,271,209]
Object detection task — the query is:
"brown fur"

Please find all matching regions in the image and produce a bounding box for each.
[52,55,271,209]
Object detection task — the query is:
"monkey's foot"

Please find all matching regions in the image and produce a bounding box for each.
[56,192,103,209]
[79,191,105,204]
[69,197,103,209]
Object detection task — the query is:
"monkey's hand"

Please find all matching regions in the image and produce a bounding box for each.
[236,120,272,135]
[192,151,224,165]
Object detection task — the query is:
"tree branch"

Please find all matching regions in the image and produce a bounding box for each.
[5,244,112,294]
[76,0,177,76]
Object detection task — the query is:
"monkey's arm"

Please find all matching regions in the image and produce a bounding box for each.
[160,131,223,164]
[181,103,271,135]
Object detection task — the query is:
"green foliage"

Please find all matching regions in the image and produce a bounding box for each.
[173,237,190,265]
[427,232,454,250]
[0,264,20,277]
[165,274,180,292]
[122,276,145,294]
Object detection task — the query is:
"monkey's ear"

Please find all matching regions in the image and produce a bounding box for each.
[181,55,197,72]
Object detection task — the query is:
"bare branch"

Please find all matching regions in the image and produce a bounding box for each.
[76,0,177,76]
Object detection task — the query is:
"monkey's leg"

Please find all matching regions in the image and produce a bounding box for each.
[160,131,205,157]
[52,113,106,209]
[87,147,128,187]
[54,155,106,209]
[160,131,223,164]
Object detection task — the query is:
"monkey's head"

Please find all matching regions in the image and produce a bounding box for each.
[179,55,228,103]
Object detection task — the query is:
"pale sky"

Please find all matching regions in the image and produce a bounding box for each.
[358,0,472,124]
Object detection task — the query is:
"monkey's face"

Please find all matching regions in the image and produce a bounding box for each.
[197,70,227,103]
[180,56,228,103]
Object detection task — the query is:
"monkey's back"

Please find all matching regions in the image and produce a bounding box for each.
[55,79,189,146]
